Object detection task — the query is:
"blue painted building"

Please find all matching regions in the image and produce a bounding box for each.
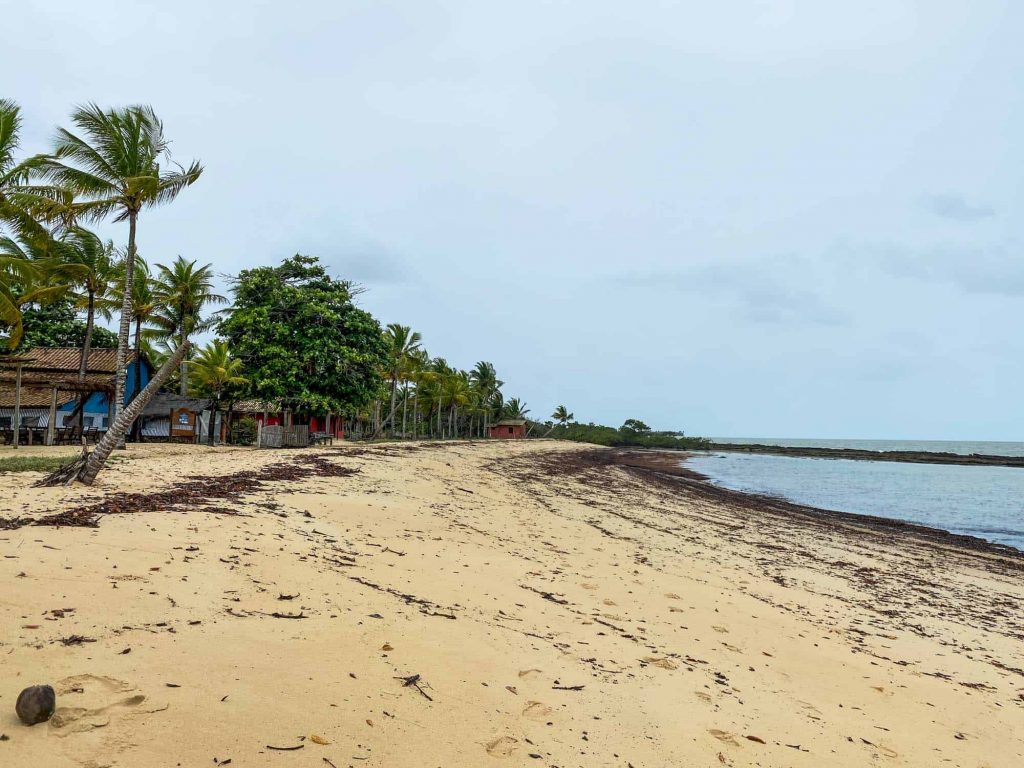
[0,347,153,430]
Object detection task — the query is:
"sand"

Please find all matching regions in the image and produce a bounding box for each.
[1,440,1022,767]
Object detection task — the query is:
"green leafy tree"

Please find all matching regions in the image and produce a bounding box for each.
[16,296,117,351]
[38,103,202,427]
[219,255,389,417]
[190,339,247,445]
[470,361,503,437]
[621,418,651,434]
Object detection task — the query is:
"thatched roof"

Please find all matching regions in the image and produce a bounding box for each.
[493,419,527,426]
[0,347,149,396]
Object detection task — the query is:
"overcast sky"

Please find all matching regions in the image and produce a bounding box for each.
[8,1,1023,439]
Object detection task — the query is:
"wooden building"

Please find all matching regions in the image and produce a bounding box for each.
[0,348,152,446]
[489,419,527,439]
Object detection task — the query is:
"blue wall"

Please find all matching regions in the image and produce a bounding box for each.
[57,359,153,415]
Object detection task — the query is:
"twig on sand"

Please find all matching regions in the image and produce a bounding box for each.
[266,744,304,751]
[396,674,434,701]
[269,611,307,619]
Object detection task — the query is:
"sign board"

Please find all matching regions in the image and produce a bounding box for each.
[170,407,197,438]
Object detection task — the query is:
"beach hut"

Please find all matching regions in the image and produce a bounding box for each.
[0,348,152,446]
[489,419,527,439]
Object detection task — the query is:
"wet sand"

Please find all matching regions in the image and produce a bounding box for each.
[1,440,1022,767]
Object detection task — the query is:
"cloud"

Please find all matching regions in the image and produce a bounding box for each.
[847,240,1024,297]
[615,258,848,326]
[925,194,995,222]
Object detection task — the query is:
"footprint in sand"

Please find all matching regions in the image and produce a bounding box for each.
[522,701,554,721]
[485,735,519,757]
[49,674,165,737]
[602,598,617,606]
[665,593,681,600]
[518,669,542,679]
[712,625,729,633]
[581,583,598,590]
[708,729,740,746]
[695,691,713,703]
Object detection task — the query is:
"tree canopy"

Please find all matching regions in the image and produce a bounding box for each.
[219,255,388,414]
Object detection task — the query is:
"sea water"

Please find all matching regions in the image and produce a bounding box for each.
[687,440,1024,551]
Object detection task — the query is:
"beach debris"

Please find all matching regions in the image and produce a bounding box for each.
[746,735,766,744]
[16,685,56,725]
[213,759,232,766]
[381,643,393,651]
[277,593,299,600]
[310,735,330,745]
[322,759,339,768]
[270,611,307,619]
[552,684,585,691]
[396,673,433,701]
[266,743,304,751]
[59,635,96,646]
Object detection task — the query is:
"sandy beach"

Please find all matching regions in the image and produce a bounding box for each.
[1,440,1022,767]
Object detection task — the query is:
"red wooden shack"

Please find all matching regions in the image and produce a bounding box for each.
[489,419,527,439]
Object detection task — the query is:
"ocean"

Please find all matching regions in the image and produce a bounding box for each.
[687,438,1024,551]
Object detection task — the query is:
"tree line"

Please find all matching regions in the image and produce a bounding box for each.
[1,100,705,484]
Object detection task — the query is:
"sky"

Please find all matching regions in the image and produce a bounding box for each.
[6,1,1023,440]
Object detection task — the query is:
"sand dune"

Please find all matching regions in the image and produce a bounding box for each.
[1,440,1022,766]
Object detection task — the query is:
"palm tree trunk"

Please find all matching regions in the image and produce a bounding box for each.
[77,340,190,485]
[388,376,398,437]
[207,395,218,446]
[74,290,96,429]
[178,330,188,396]
[129,316,143,442]
[412,390,418,439]
[112,212,138,445]
[401,384,408,438]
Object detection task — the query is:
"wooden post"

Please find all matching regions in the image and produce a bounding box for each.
[256,419,263,448]
[326,412,332,437]
[46,387,58,445]
[12,363,22,451]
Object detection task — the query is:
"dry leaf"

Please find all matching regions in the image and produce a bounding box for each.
[381,643,393,651]
[310,735,330,745]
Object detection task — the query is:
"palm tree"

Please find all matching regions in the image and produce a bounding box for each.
[150,256,226,396]
[0,247,38,348]
[0,231,78,349]
[190,339,247,446]
[502,397,530,420]
[381,323,422,437]
[0,100,55,239]
[38,104,202,428]
[470,361,503,438]
[551,405,574,428]
[60,228,116,380]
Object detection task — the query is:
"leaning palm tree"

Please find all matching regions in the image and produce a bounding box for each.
[150,256,225,396]
[37,104,202,428]
[190,339,247,446]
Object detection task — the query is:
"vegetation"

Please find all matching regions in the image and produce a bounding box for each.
[544,420,711,450]
[219,255,389,416]
[189,339,247,445]
[3,98,708,485]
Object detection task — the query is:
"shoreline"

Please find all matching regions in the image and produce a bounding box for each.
[618,449,1024,561]
[706,441,1024,467]
[2,441,1023,766]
